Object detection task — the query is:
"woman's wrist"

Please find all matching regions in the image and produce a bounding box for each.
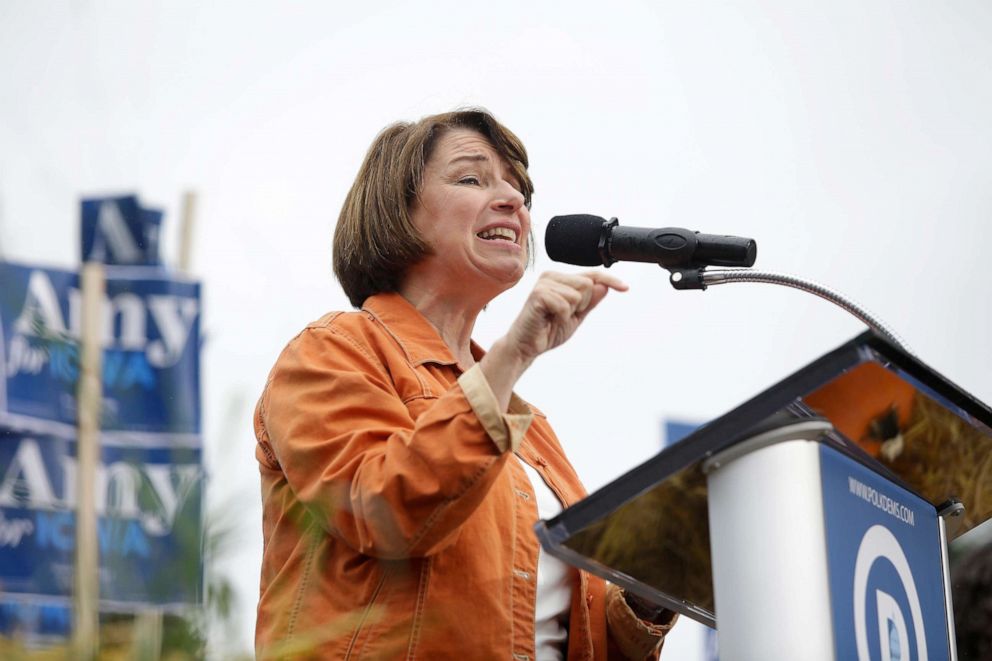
[478,337,533,412]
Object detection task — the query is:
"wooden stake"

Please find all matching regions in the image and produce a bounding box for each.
[73,262,105,660]
[132,608,164,660]
[178,190,197,275]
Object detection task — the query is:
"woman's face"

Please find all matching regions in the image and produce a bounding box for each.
[405,128,530,302]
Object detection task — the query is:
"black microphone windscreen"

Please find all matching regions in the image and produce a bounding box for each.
[545,215,607,266]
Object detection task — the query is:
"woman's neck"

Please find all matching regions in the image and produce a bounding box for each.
[398,283,482,369]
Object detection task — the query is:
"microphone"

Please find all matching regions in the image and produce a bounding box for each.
[545,214,757,269]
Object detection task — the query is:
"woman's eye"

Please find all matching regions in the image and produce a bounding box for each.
[458,176,481,186]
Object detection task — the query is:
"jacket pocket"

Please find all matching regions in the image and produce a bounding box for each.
[346,557,429,660]
[344,567,391,659]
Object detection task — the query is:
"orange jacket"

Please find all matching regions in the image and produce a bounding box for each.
[254,293,674,659]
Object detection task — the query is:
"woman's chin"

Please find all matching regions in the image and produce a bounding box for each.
[485,262,526,287]
[455,266,523,303]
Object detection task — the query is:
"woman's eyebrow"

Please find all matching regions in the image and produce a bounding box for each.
[447,153,490,167]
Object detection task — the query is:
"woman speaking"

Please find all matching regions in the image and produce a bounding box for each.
[254,109,677,659]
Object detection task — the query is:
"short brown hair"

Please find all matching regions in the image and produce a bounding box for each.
[333,109,534,308]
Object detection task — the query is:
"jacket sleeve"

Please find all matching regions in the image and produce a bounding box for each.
[258,324,533,559]
[606,584,679,660]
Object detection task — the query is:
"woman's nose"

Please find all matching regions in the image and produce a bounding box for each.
[492,181,525,211]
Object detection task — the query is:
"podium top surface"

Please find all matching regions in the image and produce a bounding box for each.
[536,331,992,628]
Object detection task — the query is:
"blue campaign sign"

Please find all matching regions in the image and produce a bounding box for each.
[0,260,201,436]
[662,419,702,448]
[820,444,950,660]
[0,597,72,643]
[0,428,202,608]
[80,195,163,266]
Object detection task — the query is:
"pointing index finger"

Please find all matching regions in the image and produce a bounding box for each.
[583,270,629,292]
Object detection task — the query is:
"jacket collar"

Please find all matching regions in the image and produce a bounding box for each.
[362,292,462,367]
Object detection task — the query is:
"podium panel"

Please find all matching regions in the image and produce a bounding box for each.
[705,436,834,659]
[819,442,949,659]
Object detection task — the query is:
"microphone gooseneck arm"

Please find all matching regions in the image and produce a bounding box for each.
[670,267,913,354]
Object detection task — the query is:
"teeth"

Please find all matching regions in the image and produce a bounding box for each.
[477,227,518,242]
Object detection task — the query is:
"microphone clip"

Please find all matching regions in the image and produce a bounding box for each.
[598,217,619,267]
[668,268,708,291]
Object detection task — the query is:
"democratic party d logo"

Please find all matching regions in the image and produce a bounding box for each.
[853,525,927,661]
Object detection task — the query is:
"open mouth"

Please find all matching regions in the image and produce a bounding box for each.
[476,227,518,243]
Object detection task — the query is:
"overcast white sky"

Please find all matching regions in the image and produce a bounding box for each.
[2,1,991,657]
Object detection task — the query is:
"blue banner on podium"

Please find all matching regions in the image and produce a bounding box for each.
[820,445,950,660]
